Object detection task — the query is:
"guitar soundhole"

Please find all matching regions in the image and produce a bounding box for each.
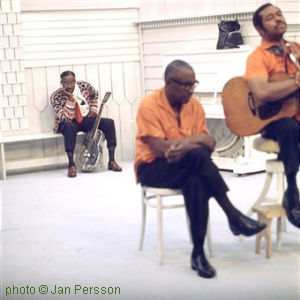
[258,101,282,120]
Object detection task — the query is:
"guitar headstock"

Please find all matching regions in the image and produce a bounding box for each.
[101,92,111,105]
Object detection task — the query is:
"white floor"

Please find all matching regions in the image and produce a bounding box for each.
[1,162,300,300]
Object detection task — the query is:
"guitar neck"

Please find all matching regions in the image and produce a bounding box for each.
[90,104,104,138]
[86,92,111,149]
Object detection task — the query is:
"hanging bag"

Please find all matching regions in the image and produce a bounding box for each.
[216,19,244,49]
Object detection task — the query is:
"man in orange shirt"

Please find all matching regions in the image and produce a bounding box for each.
[135,60,266,279]
[244,3,300,228]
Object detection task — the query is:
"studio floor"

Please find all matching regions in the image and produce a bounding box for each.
[1,162,299,300]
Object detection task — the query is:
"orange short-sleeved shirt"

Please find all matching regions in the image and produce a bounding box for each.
[244,39,300,121]
[134,88,209,180]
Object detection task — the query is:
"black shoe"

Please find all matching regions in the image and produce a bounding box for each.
[229,215,266,236]
[282,192,300,229]
[191,253,216,278]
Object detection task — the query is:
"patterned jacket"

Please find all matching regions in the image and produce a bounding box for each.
[50,81,98,133]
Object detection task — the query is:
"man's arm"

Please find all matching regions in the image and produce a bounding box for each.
[247,72,300,103]
[145,134,216,163]
[185,135,216,151]
[50,89,76,122]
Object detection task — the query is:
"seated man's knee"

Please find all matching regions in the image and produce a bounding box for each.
[59,121,76,134]
[106,118,115,128]
[100,118,115,131]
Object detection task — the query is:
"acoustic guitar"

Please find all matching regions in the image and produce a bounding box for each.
[222,73,299,136]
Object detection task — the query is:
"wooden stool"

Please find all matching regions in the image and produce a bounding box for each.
[249,138,284,213]
[252,204,286,259]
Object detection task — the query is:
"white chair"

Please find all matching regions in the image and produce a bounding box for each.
[139,186,214,265]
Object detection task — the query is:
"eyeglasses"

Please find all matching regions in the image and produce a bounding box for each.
[170,78,199,90]
[61,80,75,87]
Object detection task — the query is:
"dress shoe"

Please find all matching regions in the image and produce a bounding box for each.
[229,215,266,236]
[67,165,77,177]
[191,253,216,278]
[282,192,300,228]
[108,161,122,172]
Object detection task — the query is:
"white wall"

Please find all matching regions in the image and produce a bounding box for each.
[2,0,141,167]
[135,0,300,171]
[1,0,299,173]
[138,0,300,95]
[139,0,276,21]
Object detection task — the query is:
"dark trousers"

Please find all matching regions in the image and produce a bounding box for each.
[59,117,117,153]
[137,147,229,251]
[263,118,300,176]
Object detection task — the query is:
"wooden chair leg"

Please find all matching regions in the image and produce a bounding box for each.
[247,172,273,217]
[255,213,273,258]
[265,218,272,259]
[277,173,285,204]
[276,217,282,251]
[258,213,273,259]
[255,213,263,254]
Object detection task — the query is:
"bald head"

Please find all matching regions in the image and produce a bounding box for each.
[164,60,194,82]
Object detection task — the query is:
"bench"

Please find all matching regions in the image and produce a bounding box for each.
[0,132,84,180]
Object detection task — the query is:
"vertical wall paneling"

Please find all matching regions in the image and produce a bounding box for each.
[2,2,141,173]
[106,99,122,162]
[24,68,36,132]
[45,66,60,132]
[31,67,47,111]
[119,99,134,160]
[59,65,72,74]
[111,63,125,104]
[85,64,100,94]
[124,61,141,103]
[98,63,112,119]
[0,0,28,132]
[72,65,86,83]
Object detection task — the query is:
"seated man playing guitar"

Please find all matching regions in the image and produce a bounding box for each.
[50,70,122,177]
[244,3,300,228]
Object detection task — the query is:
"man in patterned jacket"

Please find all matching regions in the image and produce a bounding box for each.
[50,70,122,177]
